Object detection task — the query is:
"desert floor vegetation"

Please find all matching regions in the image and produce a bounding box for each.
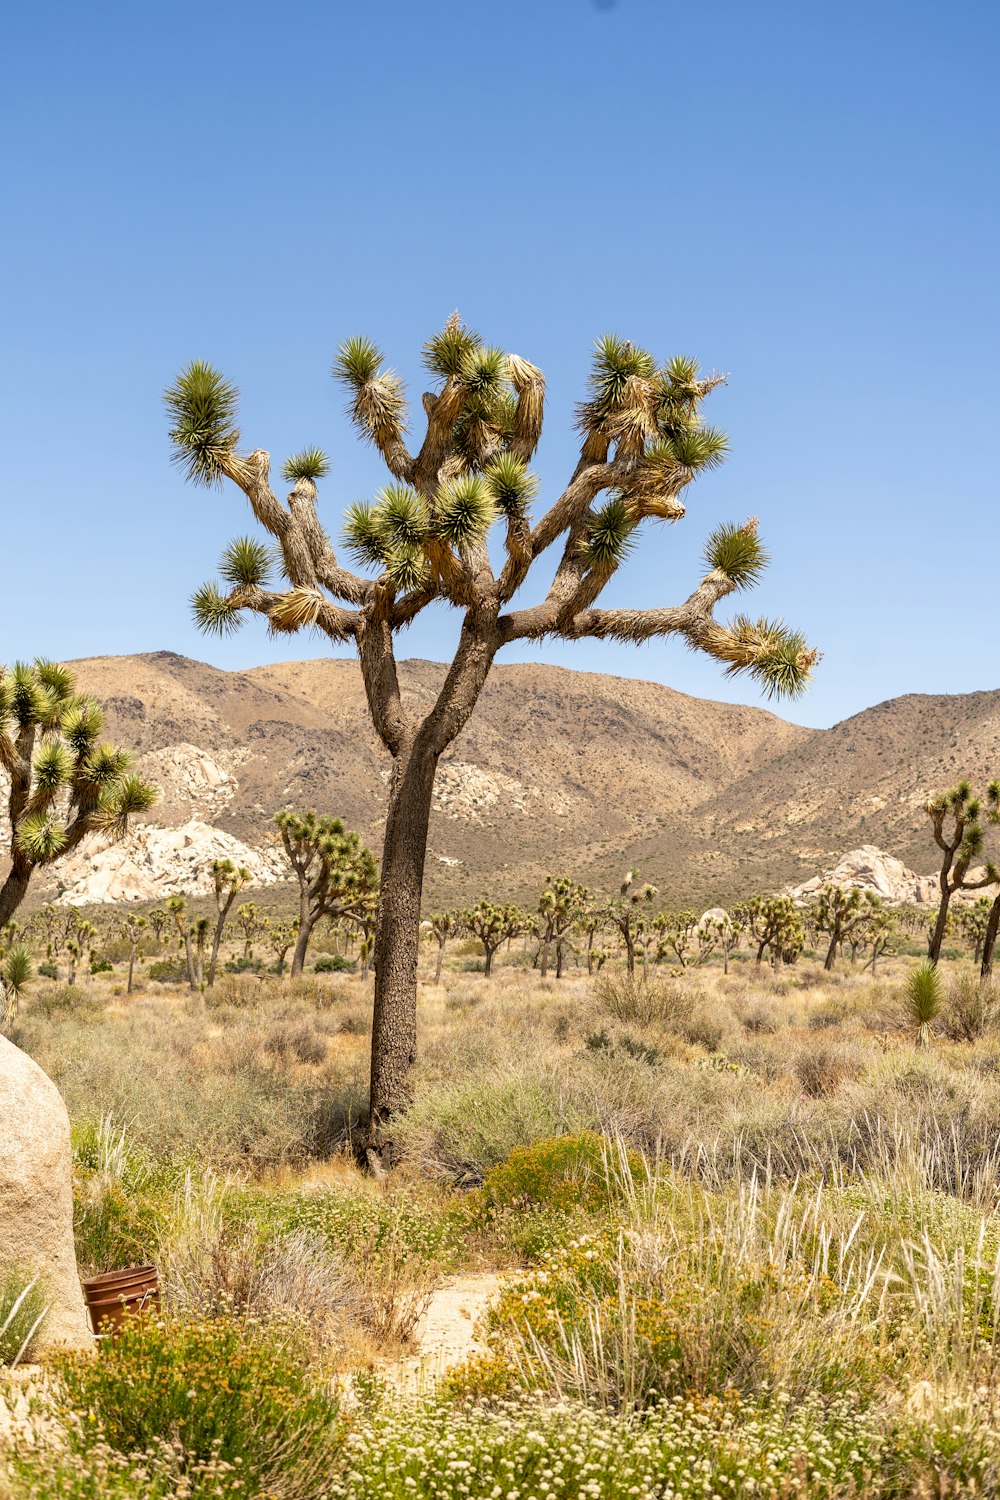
[4,945,1000,1495]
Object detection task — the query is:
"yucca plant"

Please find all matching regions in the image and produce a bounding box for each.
[0,944,32,1028]
[169,313,818,1169]
[906,960,944,1047]
[0,659,158,927]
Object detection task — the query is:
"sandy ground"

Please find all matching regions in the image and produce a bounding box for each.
[388,1272,502,1393]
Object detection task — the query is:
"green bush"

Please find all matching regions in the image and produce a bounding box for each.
[0,1266,49,1366]
[90,958,114,975]
[314,954,357,974]
[147,960,188,983]
[480,1132,643,1215]
[224,955,268,974]
[55,1313,343,1494]
[37,961,58,979]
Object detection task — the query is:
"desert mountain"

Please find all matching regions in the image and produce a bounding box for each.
[20,651,1000,909]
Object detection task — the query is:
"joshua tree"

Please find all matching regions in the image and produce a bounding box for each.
[235,900,266,960]
[537,876,587,979]
[264,919,298,977]
[609,872,658,975]
[810,885,881,972]
[974,782,1000,981]
[463,899,525,978]
[745,895,803,967]
[166,895,197,991]
[147,908,169,945]
[656,909,699,968]
[862,906,896,974]
[207,858,251,987]
[274,811,378,977]
[906,961,943,1048]
[169,317,816,1164]
[702,907,746,975]
[959,896,993,966]
[0,660,157,927]
[192,916,211,986]
[925,782,999,965]
[117,912,147,994]
[424,910,460,983]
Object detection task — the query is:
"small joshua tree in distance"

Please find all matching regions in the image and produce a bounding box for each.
[925,782,999,965]
[207,858,251,988]
[274,810,378,978]
[168,316,818,1166]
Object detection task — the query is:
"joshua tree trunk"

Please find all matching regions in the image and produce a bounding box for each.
[367,742,439,1169]
[0,869,31,932]
[290,910,314,979]
[539,937,552,978]
[208,896,237,988]
[981,895,1000,981]
[928,890,953,966]
[434,937,446,984]
[823,929,840,972]
[127,942,137,995]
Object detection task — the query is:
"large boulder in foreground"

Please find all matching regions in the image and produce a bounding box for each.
[0,1035,91,1352]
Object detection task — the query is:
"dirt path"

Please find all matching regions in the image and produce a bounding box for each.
[388,1272,502,1393]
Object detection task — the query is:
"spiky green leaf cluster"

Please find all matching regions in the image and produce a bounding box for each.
[422,317,482,377]
[581,498,636,570]
[332,336,383,389]
[333,337,407,448]
[164,361,241,487]
[649,426,730,474]
[704,522,769,590]
[281,447,330,483]
[192,582,243,637]
[484,453,538,518]
[577,335,657,431]
[433,476,496,548]
[740,628,815,701]
[220,536,272,589]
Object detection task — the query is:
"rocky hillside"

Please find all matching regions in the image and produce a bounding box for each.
[9,651,1000,908]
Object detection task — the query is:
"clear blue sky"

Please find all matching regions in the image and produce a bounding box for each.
[3,0,997,729]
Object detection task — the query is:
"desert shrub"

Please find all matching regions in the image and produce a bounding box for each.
[793,1039,860,1097]
[479,1132,643,1216]
[942,974,1000,1042]
[314,954,356,974]
[261,1018,327,1065]
[263,1187,447,1343]
[678,1002,732,1052]
[54,1313,343,1495]
[224,955,267,974]
[593,971,693,1029]
[473,1132,646,1259]
[146,960,187,983]
[90,958,113,975]
[0,1266,49,1366]
[734,996,781,1033]
[27,983,102,1019]
[485,1183,892,1411]
[72,1119,171,1275]
[394,1075,585,1182]
[37,960,58,980]
[335,1394,882,1500]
